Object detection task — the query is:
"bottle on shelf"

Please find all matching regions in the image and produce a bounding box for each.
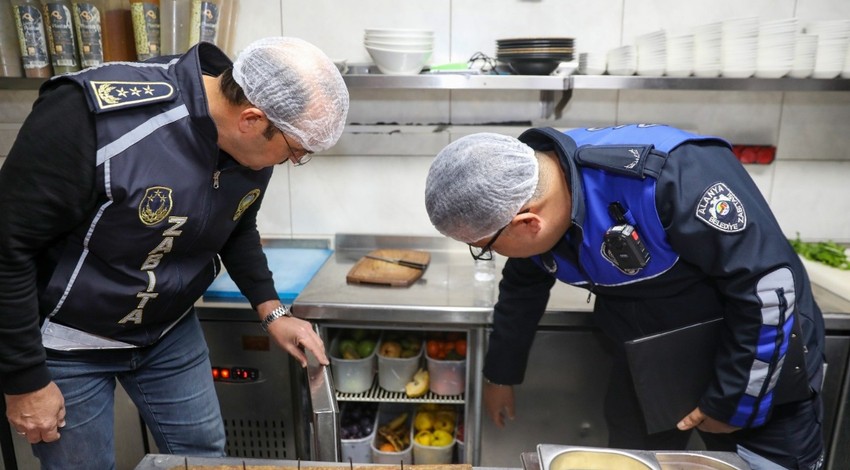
[71,0,104,68]
[188,0,228,47]
[214,0,235,56]
[41,0,81,74]
[158,0,189,55]
[11,0,53,77]
[129,0,158,60]
[101,0,134,61]
[0,0,25,76]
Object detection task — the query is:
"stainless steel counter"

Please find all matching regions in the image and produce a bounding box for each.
[292,234,594,327]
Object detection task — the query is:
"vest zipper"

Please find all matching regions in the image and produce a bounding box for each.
[212,170,220,189]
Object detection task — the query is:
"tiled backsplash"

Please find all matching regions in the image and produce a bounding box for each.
[1,0,848,242]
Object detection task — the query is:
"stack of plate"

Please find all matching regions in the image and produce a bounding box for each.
[666,33,695,77]
[364,28,434,75]
[755,18,798,78]
[721,17,759,78]
[805,20,850,79]
[693,21,722,77]
[607,45,637,75]
[635,30,667,76]
[789,33,819,78]
[496,37,574,75]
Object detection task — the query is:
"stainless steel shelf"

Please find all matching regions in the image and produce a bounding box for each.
[570,74,850,91]
[5,74,850,92]
[336,378,464,404]
[343,73,569,90]
[341,73,850,92]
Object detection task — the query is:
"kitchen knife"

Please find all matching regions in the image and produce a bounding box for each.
[364,254,428,270]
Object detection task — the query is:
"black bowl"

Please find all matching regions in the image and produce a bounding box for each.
[504,58,563,75]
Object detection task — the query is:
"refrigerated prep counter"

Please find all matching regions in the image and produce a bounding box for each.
[290,234,850,470]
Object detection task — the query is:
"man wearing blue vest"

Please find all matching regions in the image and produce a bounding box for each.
[0,37,347,468]
[425,125,825,470]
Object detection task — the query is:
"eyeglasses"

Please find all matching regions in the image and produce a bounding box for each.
[468,223,509,261]
[468,208,530,261]
[282,132,313,166]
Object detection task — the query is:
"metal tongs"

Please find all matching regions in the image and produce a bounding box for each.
[364,254,428,270]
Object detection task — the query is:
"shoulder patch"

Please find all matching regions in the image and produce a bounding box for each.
[86,80,176,112]
[695,182,747,233]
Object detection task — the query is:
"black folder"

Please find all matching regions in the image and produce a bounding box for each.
[624,318,723,435]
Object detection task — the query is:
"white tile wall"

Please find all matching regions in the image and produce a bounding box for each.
[1,0,849,244]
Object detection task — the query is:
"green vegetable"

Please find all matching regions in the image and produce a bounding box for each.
[789,234,850,270]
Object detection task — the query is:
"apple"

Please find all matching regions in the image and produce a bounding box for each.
[431,429,453,447]
[414,430,433,446]
[356,339,376,358]
[414,411,435,431]
[405,368,429,398]
[379,341,402,358]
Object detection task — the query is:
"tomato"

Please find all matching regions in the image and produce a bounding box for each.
[455,339,467,357]
[426,340,440,358]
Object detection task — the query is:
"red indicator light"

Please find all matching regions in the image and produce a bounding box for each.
[221,369,230,379]
[211,368,220,379]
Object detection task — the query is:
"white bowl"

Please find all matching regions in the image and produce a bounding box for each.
[365,45,432,75]
[364,39,433,50]
[365,28,433,37]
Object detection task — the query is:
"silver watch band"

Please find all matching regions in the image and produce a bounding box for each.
[261,305,292,332]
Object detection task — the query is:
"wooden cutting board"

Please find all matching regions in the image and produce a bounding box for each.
[346,249,430,287]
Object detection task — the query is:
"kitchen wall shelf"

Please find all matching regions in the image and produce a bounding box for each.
[5,74,850,92]
[4,74,850,119]
[342,73,850,92]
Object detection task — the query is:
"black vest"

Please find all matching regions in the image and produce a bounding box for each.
[39,45,271,347]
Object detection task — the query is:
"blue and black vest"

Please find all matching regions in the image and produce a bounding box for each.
[38,44,272,348]
[520,125,729,288]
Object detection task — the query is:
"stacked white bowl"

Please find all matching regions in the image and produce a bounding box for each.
[635,30,667,76]
[578,51,607,75]
[364,28,434,75]
[607,45,637,75]
[754,18,798,78]
[666,33,695,77]
[720,17,759,78]
[693,22,723,77]
[805,20,850,79]
[789,34,819,78]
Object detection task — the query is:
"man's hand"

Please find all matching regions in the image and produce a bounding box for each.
[483,381,515,428]
[677,407,740,433]
[266,315,329,367]
[5,382,66,443]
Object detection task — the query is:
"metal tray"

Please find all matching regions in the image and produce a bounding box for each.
[536,444,751,470]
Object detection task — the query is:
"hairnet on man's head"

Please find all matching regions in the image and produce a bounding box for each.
[232,37,349,153]
[425,133,538,244]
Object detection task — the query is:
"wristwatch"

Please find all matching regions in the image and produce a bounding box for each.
[260,305,292,332]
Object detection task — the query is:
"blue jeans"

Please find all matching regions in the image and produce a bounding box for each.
[32,313,225,469]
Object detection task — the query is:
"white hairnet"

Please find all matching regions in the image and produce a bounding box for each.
[425,133,539,243]
[232,37,349,153]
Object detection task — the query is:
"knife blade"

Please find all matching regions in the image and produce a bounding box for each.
[364,254,428,270]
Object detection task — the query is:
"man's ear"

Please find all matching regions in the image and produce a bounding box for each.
[238,107,265,133]
[513,211,542,236]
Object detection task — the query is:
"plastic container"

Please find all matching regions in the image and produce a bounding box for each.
[71,0,105,68]
[339,402,378,464]
[413,432,454,464]
[11,0,53,77]
[0,0,24,76]
[41,0,81,73]
[377,333,422,392]
[371,403,413,464]
[129,0,159,60]
[330,335,377,394]
[158,0,190,55]
[411,405,458,464]
[426,355,465,396]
